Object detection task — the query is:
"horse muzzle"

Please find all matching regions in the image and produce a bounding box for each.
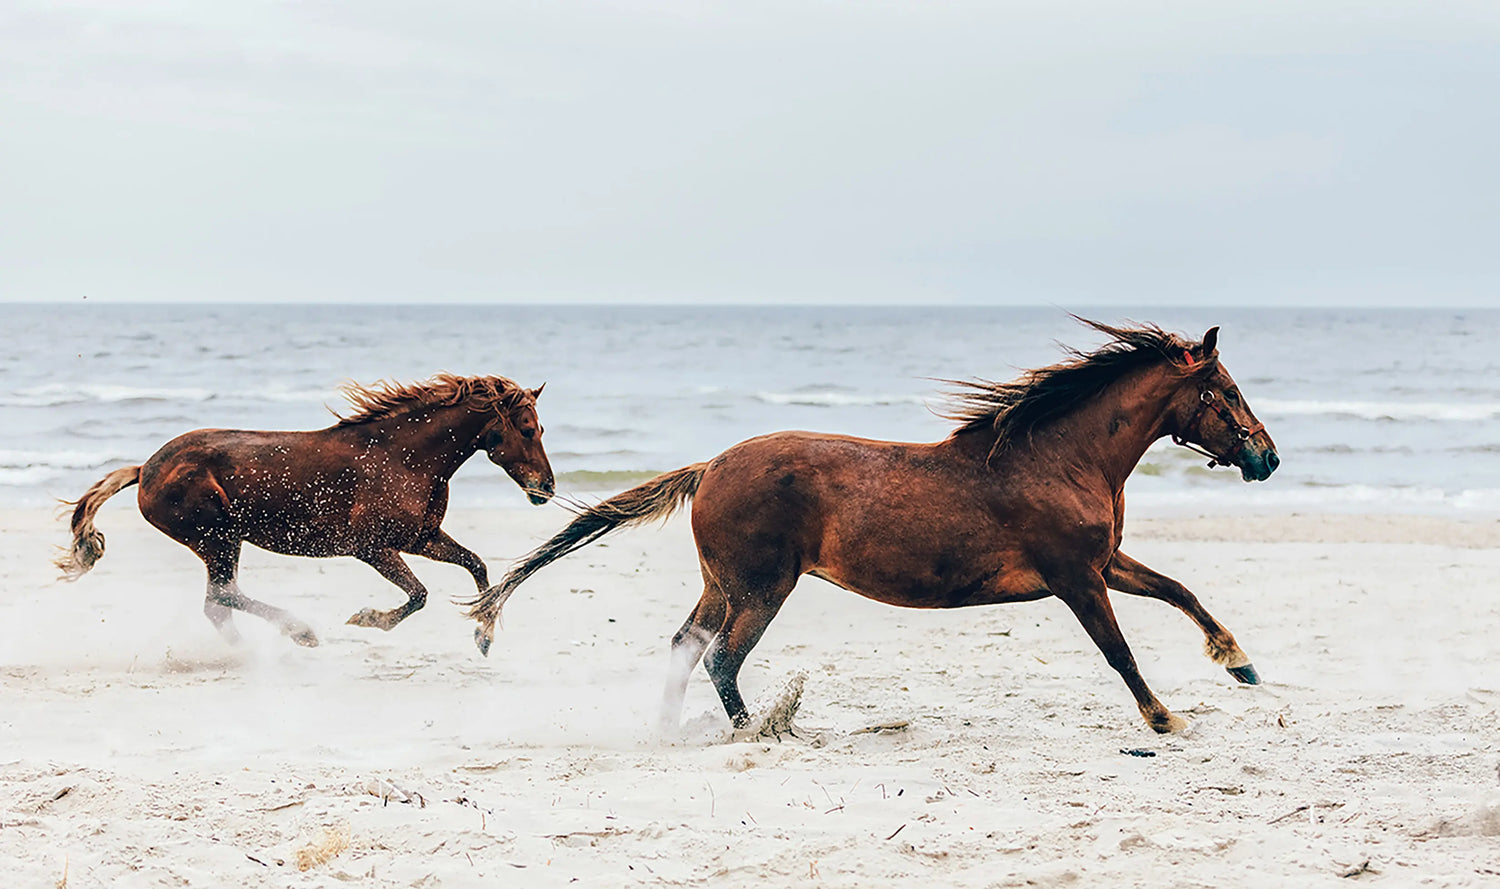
[526,478,555,505]
[1238,445,1279,482]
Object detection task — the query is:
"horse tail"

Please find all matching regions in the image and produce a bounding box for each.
[465,462,707,655]
[55,465,142,581]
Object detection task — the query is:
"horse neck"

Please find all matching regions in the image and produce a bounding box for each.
[974,363,1183,492]
[358,402,493,479]
[1055,364,1184,489]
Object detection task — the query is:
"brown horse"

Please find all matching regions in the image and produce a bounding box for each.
[467,321,1278,734]
[57,373,554,647]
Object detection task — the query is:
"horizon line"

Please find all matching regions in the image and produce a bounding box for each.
[2,299,1495,310]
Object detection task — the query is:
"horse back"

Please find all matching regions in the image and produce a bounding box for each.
[137,426,436,556]
[689,431,1055,608]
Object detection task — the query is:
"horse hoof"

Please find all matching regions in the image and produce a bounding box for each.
[1227,663,1260,685]
[287,624,320,648]
[346,609,385,629]
[474,625,492,657]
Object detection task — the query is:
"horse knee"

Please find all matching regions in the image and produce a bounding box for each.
[671,623,711,651]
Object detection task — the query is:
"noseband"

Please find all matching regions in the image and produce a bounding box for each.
[1171,389,1265,467]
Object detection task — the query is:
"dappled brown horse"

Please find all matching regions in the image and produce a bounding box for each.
[468,321,1278,734]
[57,374,553,646]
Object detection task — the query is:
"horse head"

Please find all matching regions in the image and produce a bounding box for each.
[1171,327,1279,482]
[482,384,555,504]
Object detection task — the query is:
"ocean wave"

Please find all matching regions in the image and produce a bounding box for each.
[755,390,927,407]
[1258,398,1500,422]
[1129,482,1500,511]
[0,449,123,470]
[555,469,665,488]
[546,449,649,461]
[0,466,64,486]
[251,389,336,404]
[0,383,216,408]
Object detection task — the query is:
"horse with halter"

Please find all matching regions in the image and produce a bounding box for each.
[467,321,1278,734]
[57,373,553,646]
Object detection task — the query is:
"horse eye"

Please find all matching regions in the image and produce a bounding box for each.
[521,427,535,440]
[1225,389,1240,404]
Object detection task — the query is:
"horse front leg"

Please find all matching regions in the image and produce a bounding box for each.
[415,530,489,593]
[1053,572,1185,733]
[348,549,430,631]
[1105,550,1259,684]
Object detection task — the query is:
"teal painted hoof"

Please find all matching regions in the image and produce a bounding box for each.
[1227,663,1260,685]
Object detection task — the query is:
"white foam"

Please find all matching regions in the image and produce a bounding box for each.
[0,383,215,407]
[0,448,120,470]
[755,390,927,407]
[1259,398,1500,422]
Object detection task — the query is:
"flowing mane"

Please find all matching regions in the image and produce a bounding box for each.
[943,318,1209,451]
[335,373,530,427]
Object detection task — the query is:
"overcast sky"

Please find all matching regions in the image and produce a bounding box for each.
[2,1,1498,306]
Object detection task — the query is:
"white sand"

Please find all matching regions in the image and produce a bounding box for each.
[3,504,1499,887]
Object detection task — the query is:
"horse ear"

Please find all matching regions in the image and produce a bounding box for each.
[529,383,545,399]
[1201,326,1220,357]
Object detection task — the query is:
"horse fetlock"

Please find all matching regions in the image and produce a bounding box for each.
[1145,710,1188,734]
[1204,637,1251,668]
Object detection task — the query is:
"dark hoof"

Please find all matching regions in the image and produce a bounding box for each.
[1227,663,1260,685]
[474,625,492,657]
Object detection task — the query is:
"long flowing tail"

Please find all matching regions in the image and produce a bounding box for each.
[465,462,707,655]
[55,465,142,581]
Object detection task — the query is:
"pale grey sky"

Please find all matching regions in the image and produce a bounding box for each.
[2,1,1497,305]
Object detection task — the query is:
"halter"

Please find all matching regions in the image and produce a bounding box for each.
[1170,352,1265,468]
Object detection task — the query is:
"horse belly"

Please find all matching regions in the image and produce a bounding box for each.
[811,550,1047,610]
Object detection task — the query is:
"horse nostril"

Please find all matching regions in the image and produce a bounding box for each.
[1265,450,1280,472]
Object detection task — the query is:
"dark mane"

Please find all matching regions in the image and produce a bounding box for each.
[942,318,1209,451]
[335,373,530,426]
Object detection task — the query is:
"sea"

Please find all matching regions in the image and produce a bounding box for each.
[4,303,1499,516]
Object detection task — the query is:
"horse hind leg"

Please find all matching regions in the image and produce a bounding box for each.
[203,595,241,645]
[659,585,727,735]
[198,542,318,648]
[702,575,796,730]
[197,542,241,644]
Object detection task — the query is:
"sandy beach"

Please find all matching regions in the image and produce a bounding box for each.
[3,503,1499,887]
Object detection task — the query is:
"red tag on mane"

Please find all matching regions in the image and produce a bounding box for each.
[1183,350,1195,367]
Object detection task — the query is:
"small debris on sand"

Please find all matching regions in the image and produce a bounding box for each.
[295,826,350,872]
